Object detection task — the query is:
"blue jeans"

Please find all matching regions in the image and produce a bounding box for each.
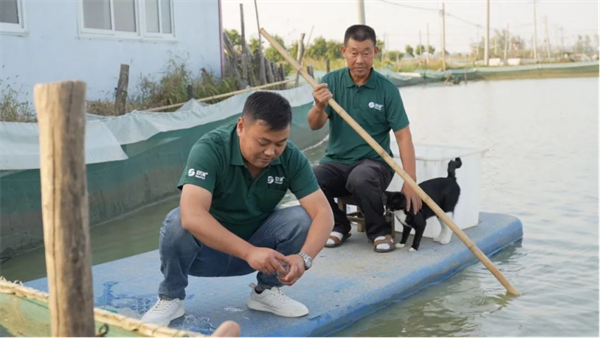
[157,206,312,300]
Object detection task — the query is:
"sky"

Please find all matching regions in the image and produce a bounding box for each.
[221,0,599,54]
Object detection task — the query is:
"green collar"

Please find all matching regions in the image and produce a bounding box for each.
[343,67,377,89]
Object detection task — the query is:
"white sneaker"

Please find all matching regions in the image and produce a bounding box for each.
[247,283,309,318]
[141,297,185,326]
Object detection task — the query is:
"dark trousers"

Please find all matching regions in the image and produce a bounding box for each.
[313,159,393,241]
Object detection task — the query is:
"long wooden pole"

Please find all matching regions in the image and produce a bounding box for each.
[144,79,293,112]
[34,81,95,336]
[260,27,521,297]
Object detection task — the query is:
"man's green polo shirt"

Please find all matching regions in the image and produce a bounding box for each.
[177,124,319,240]
[321,67,410,166]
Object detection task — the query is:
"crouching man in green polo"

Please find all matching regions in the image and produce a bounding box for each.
[142,91,334,326]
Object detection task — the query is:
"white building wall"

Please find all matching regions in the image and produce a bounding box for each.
[0,0,222,102]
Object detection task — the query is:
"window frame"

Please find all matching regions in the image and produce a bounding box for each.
[78,0,140,38]
[140,0,175,39]
[0,0,27,36]
[77,0,175,41]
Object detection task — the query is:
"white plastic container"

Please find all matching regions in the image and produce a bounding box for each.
[388,139,487,238]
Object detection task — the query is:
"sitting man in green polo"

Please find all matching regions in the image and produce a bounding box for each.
[308,24,422,253]
[142,91,333,326]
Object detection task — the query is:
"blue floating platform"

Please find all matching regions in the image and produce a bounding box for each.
[27,212,522,337]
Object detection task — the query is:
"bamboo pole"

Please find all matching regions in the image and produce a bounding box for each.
[144,79,293,112]
[0,279,201,337]
[260,27,521,297]
[34,81,95,336]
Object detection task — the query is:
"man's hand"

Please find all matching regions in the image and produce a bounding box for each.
[277,254,305,286]
[312,84,333,109]
[245,247,288,275]
[402,182,422,215]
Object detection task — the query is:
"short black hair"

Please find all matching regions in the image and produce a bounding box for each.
[242,91,292,131]
[344,25,377,47]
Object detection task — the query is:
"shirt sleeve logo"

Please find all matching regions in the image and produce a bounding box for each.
[195,170,208,179]
[188,168,208,179]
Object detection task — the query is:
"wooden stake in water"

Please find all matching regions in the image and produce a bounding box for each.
[34,81,95,336]
[260,27,521,297]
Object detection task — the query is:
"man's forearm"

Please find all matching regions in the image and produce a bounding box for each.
[307,104,328,130]
[399,139,417,182]
[182,211,254,261]
[298,209,333,259]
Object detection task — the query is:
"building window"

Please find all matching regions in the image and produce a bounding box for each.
[144,0,172,35]
[82,0,137,34]
[0,0,26,34]
[79,0,173,39]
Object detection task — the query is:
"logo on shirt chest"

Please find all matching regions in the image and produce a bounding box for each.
[267,176,285,184]
[368,102,383,111]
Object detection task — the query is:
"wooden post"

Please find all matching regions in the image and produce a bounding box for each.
[307,65,314,78]
[241,54,249,87]
[254,50,266,85]
[278,64,286,89]
[187,84,194,101]
[223,33,245,89]
[295,33,306,85]
[258,54,266,85]
[273,62,281,83]
[326,59,331,73]
[265,60,274,83]
[240,3,250,55]
[34,81,95,337]
[115,64,129,115]
[253,0,266,85]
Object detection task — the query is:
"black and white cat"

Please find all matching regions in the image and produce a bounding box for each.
[385,158,462,251]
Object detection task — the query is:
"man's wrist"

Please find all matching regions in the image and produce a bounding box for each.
[298,252,313,270]
[239,244,255,261]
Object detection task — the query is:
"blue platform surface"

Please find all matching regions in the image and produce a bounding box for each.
[27,212,522,337]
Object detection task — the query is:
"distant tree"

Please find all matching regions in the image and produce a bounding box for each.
[289,41,299,60]
[306,37,328,59]
[249,37,263,53]
[427,45,435,54]
[224,29,241,47]
[405,45,414,57]
[265,35,286,62]
[415,44,426,55]
[386,50,404,60]
[325,40,343,59]
[584,34,592,52]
